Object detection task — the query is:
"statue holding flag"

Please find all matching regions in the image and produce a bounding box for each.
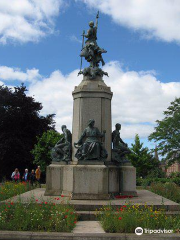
[79,11,108,79]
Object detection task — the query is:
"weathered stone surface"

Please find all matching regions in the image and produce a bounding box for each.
[120,163,137,196]
[72,165,109,200]
[45,163,131,199]
[108,165,120,193]
[72,75,113,162]
[44,164,64,196]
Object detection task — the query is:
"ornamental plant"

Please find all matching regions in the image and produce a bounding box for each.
[0,198,77,232]
[150,182,180,203]
[0,182,33,201]
[97,204,180,233]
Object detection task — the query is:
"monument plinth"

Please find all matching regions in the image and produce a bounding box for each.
[45,11,137,199]
[72,75,113,162]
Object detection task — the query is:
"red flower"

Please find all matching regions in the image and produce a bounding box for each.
[74,221,77,224]
[123,205,126,208]
[61,195,64,197]
[10,202,14,205]
[118,217,122,220]
[115,195,134,199]
[65,215,67,218]
[36,199,38,202]
[57,197,60,200]
[45,202,48,204]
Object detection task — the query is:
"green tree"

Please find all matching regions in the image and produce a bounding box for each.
[129,134,160,178]
[0,84,55,180]
[149,98,180,161]
[32,130,62,172]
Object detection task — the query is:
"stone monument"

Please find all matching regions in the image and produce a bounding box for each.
[45,12,137,199]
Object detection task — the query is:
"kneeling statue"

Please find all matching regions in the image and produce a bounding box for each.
[112,123,131,163]
[74,119,108,161]
[51,125,72,163]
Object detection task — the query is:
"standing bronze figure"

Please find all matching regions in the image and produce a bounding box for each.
[78,11,108,79]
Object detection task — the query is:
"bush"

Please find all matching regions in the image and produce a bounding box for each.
[136,178,143,186]
[0,199,77,232]
[98,204,180,233]
[137,177,180,187]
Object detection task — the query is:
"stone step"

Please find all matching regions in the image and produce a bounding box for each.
[72,221,105,233]
[76,210,180,221]
[77,211,97,221]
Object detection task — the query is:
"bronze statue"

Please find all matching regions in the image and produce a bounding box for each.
[74,119,108,161]
[78,11,108,79]
[51,125,72,163]
[112,123,131,163]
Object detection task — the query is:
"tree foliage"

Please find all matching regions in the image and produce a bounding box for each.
[129,134,160,178]
[32,130,62,172]
[0,84,55,180]
[149,98,180,160]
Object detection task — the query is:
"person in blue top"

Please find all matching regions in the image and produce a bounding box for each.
[22,169,30,182]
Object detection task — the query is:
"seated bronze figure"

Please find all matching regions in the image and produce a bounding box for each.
[74,119,108,161]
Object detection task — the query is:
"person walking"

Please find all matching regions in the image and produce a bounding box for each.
[29,169,36,187]
[22,169,30,182]
[11,168,20,182]
[35,166,41,187]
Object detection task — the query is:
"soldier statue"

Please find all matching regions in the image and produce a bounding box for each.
[79,11,108,79]
[51,125,72,163]
[112,123,131,163]
[74,119,108,161]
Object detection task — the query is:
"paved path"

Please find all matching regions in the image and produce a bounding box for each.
[2,188,180,210]
[73,221,105,233]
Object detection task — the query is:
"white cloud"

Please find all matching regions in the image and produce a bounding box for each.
[0,66,41,82]
[0,0,63,44]
[80,0,180,43]
[2,62,180,139]
[70,35,81,44]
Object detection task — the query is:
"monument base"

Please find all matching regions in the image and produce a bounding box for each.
[45,162,137,199]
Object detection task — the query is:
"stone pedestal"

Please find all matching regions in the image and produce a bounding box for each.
[45,162,137,198]
[72,75,113,162]
[120,163,137,196]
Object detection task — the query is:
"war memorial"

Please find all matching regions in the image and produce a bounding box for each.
[45,12,137,199]
[1,11,180,240]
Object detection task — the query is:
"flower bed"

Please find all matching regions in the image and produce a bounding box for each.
[0,182,33,201]
[97,204,180,233]
[150,182,180,203]
[0,199,77,232]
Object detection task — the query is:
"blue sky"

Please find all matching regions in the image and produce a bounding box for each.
[1,0,180,152]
